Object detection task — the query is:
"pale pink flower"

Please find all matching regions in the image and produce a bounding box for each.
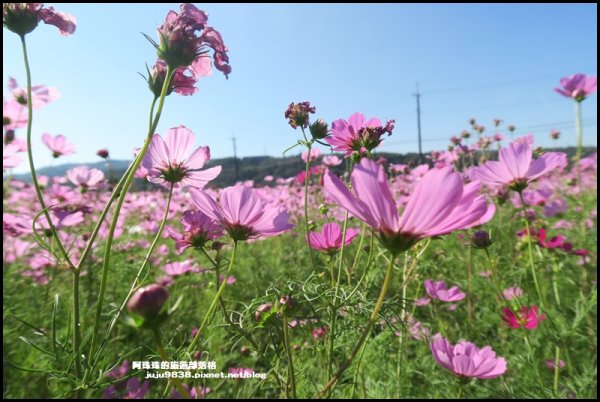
[163,260,201,277]
[470,142,567,191]
[306,222,358,253]
[430,334,507,379]
[554,73,597,101]
[190,185,294,241]
[301,148,320,163]
[322,155,342,167]
[3,143,23,169]
[502,287,523,301]
[3,99,27,131]
[324,158,495,254]
[66,166,104,189]
[424,279,466,302]
[41,133,75,158]
[8,77,60,108]
[545,359,566,371]
[142,126,221,188]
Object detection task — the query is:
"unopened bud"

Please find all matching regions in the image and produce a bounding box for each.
[127,284,169,319]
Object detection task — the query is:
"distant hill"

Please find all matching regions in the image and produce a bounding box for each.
[12,146,596,189]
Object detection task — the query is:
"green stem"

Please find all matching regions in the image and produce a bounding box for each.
[302,140,317,271]
[518,192,545,311]
[315,254,396,398]
[19,35,73,268]
[553,346,560,396]
[72,271,82,397]
[84,180,174,382]
[574,100,583,168]
[282,315,297,399]
[88,68,173,375]
[188,241,238,354]
[76,98,156,272]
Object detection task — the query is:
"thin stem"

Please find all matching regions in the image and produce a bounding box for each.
[302,139,317,271]
[518,192,545,311]
[20,35,73,268]
[315,254,396,398]
[85,182,174,379]
[282,315,297,399]
[88,68,173,374]
[188,241,238,354]
[553,346,561,396]
[574,101,583,168]
[76,98,156,271]
[71,271,82,397]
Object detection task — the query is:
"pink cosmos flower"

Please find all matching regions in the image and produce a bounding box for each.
[326,112,394,157]
[41,133,75,158]
[470,142,567,191]
[430,334,507,379]
[502,287,523,301]
[306,222,358,253]
[66,166,104,189]
[3,143,23,169]
[554,73,597,101]
[501,305,546,330]
[312,326,329,341]
[3,3,76,36]
[424,279,466,302]
[153,3,231,78]
[322,155,342,167]
[190,185,294,241]
[301,148,320,163]
[324,158,495,255]
[168,210,223,254]
[3,99,27,131]
[163,260,201,277]
[8,77,60,108]
[148,59,211,97]
[142,126,221,188]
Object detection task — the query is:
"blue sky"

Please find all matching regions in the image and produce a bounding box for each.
[3,3,597,173]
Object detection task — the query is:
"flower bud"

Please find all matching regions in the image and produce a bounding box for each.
[240,346,251,356]
[255,303,273,321]
[127,284,169,319]
[97,148,109,159]
[309,119,329,140]
[472,231,492,249]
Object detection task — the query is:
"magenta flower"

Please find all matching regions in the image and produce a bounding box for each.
[142,126,221,188]
[41,133,75,158]
[3,143,23,169]
[430,334,507,379]
[326,112,394,158]
[554,73,597,101]
[424,279,466,302]
[501,305,546,330]
[324,158,495,255]
[470,142,567,191]
[168,210,223,254]
[66,166,104,189]
[3,3,76,36]
[190,185,294,241]
[152,3,231,77]
[306,222,358,253]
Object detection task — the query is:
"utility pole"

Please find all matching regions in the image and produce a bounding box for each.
[232,136,240,181]
[413,83,423,164]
